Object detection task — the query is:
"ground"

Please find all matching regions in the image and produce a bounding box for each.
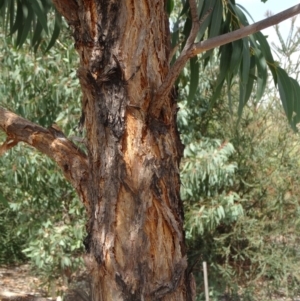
[1,263,300,301]
[0,264,90,301]
[0,264,52,300]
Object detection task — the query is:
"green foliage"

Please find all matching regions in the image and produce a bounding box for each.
[0,0,61,51]
[0,203,28,264]
[182,139,237,198]
[182,139,243,239]
[0,24,86,287]
[0,29,80,128]
[0,146,86,288]
[179,21,300,300]
[22,202,85,283]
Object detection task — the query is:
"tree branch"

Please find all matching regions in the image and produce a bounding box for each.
[185,0,200,49]
[193,4,300,55]
[0,106,90,210]
[150,0,205,117]
[151,3,300,118]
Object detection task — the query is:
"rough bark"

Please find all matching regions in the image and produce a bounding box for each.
[83,2,184,301]
[0,0,192,298]
[52,0,190,300]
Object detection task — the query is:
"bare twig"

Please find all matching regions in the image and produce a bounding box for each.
[185,0,201,50]
[151,3,300,118]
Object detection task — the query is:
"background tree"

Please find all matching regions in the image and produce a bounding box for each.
[1,1,300,300]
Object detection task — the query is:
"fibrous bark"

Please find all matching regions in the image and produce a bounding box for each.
[53,0,190,300]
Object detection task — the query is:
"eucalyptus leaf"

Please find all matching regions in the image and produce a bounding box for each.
[166,0,174,15]
[277,66,293,121]
[187,57,200,102]
[254,48,267,101]
[45,11,61,52]
[30,0,48,34]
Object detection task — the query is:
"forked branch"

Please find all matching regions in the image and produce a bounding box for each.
[151,3,300,117]
[150,0,205,117]
[0,106,90,209]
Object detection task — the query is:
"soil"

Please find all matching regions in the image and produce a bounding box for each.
[0,264,55,301]
[2,264,300,301]
[0,264,90,301]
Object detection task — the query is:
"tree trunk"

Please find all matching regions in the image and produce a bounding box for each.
[53,0,193,300]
